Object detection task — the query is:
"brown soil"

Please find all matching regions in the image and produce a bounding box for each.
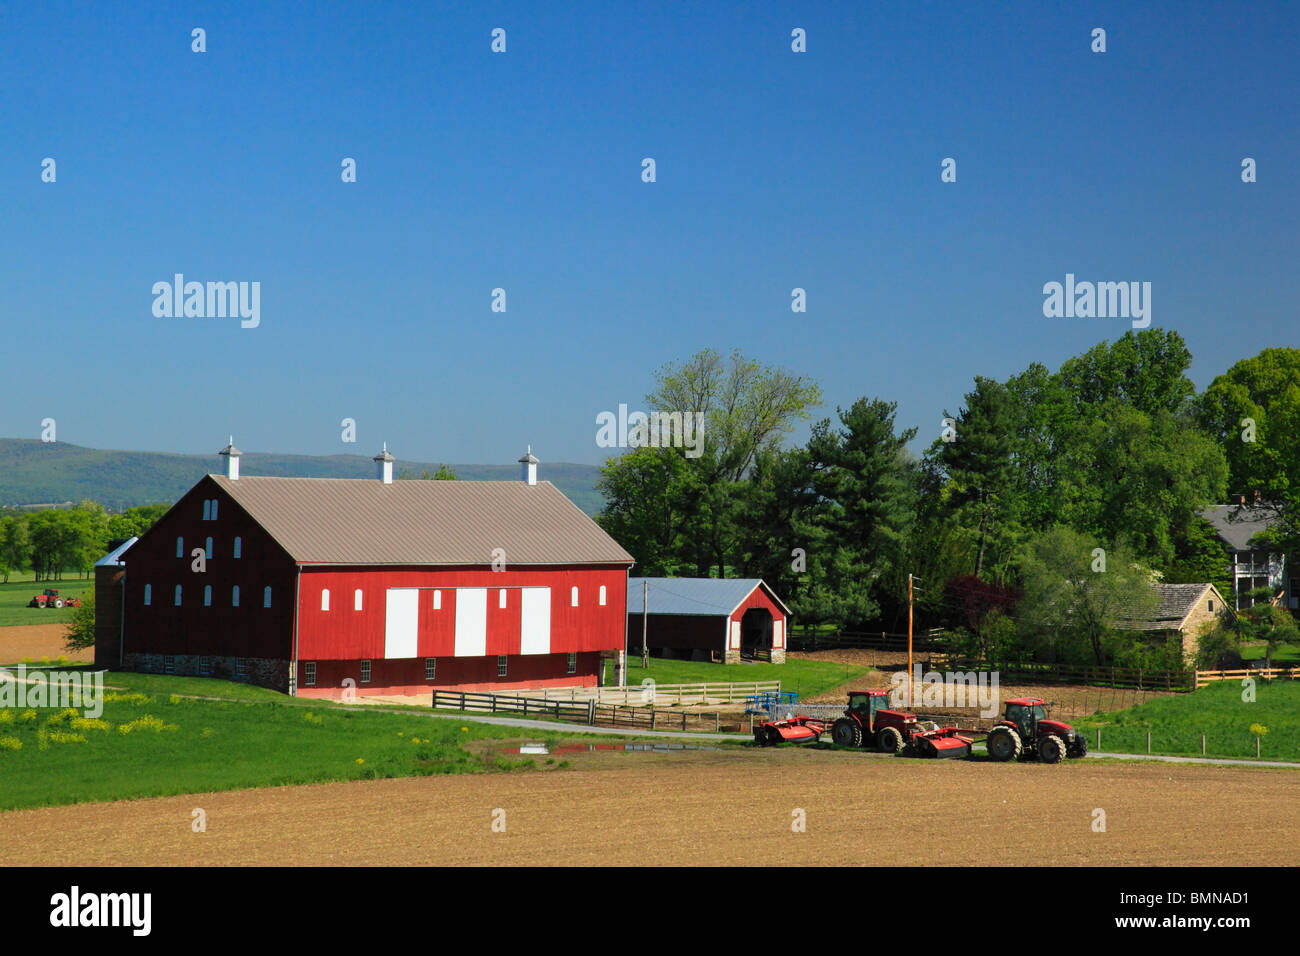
[2,749,1293,866]
[0,624,91,665]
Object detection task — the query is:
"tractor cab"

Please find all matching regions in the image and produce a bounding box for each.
[846,690,891,731]
[1002,697,1049,740]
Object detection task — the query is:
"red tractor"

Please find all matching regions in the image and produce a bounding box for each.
[985,697,1087,764]
[28,588,80,609]
[831,689,973,758]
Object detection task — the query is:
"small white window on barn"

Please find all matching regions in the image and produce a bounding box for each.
[354,589,363,611]
[144,584,152,606]
[263,586,272,608]
[321,589,330,611]
[497,655,508,677]
[232,585,240,607]
[204,585,213,607]
[304,662,316,686]
[599,585,607,606]
[205,537,214,559]
[571,586,579,607]
[499,588,508,609]
[425,658,436,680]
[360,660,371,683]
[433,590,441,610]
[174,585,183,606]
[176,537,184,558]
[567,652,577,675]
[202,500,211,521]
[233,537,242,559]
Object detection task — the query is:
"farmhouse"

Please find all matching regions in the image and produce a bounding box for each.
[1199,500,1297,611]
[626,577,790,664]
[95,442,634,697]
[1116,582,1233,663]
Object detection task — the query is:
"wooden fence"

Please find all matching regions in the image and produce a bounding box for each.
[431,689,755,735]
[940,660,1195,691]
[786,629,950,653]
[507,680,781,706]
[1194,666,1300,689]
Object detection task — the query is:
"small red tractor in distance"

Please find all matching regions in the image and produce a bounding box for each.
[28,588,81,609]
[831,689,973,758]
[986,697,1087,764]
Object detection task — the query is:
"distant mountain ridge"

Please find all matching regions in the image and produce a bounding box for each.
[0,439,606,516]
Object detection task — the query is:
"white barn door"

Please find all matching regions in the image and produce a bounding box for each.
[520,587,551,654]
[454,587,488,657]
[384,588,419,659]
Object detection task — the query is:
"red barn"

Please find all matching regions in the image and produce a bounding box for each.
[626,577,790,663]
[98,442,634,698]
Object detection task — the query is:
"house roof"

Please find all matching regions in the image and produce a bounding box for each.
[626,577,790,618]
[1116,583,1225,632]
[206,475,634,567]
[1199,504,1281,551]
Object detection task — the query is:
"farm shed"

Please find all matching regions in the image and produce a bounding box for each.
[97,442,634,698]
[626,577,791,664]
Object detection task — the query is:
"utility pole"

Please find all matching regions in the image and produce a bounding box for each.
[908,574,914,708]
[641,579,649,668]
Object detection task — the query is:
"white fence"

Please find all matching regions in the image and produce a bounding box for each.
[510,680,781,707]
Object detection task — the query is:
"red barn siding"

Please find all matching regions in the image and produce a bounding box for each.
[729,585,786,628]
[295,565,628,661]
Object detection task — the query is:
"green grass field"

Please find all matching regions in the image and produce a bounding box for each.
[0,670,648,810]
[0,571,90,627]
[1238,643,1300,663]
[602,655,874,700]
[1074,679,1300,761]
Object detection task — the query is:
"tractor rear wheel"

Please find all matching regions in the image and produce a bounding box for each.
[986,726,1022,762]
[831,718,863,748]
[877,726,904,754]
[1070,735,1088,758]
[1039,734,1065,764]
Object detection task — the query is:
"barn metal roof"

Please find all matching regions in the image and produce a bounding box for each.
[209,476,634,567]
[95,537,138,567]
[626,577,790,617]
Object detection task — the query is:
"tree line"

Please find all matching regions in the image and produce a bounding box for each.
[0,502,168,582]
[596,338,1300,671]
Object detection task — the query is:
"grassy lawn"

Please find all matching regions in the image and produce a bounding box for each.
[1074,679,1300,761]
[0,673,650,810]
[603,655,874,700]
[0,571,90,627]
[1238,643,1300,663]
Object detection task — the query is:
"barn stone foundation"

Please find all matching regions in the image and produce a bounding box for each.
[121,652,290,693]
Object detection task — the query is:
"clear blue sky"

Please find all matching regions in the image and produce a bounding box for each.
[2,1,1296,467]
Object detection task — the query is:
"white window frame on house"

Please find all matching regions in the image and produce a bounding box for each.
[304,661,316,686]
[321,589,330,611]
[164,655,175,675]
[174,584,183,606]
[571,586,579,607]
[205,537,214,559]
[263,586,272,608]
[599,585,607,606]
[497,655,508,677]
[144,584,152,606]
[354,589,363,611]
[567,652,577,674]
[233,537,242,558]
[204,585,212,607]
[425,658,436,680]
[433,589,441,610]
[360,660,371,683]
[199,656,210,675]
[232,585,240,607]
